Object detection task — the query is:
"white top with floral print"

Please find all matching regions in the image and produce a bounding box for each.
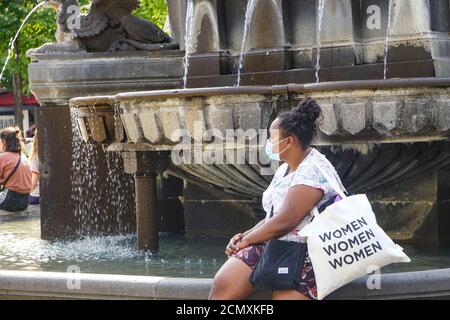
[262,148,346,243]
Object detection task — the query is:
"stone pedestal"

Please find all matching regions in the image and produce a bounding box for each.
[38,105,75,240]
[28,50,184,240]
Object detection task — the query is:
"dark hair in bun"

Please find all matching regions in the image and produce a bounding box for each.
[276,98,322,149]
[0,126,23,153]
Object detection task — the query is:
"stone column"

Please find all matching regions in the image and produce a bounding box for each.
[124,151,170,252]
[135,173,159,252]
[38,104,75,239]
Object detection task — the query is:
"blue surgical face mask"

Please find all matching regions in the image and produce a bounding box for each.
[265,137,289,161]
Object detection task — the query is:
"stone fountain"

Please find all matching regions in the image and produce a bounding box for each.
[27,0,450,253]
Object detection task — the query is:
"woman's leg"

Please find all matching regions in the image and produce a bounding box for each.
[209,257,255,300]
[272,290,311,300]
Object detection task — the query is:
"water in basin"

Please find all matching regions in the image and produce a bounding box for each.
[0,216,449,278]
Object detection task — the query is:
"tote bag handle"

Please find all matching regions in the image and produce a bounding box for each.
[309,162,348,218]
[311,162,348,199]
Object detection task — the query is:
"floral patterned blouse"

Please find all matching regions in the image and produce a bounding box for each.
[262,148,346,243]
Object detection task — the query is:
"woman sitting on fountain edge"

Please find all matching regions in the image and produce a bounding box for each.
[0,127,33,212]
[209,99,347,300]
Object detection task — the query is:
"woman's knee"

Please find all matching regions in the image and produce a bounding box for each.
[209,273,233,300]
[209,258,254,300]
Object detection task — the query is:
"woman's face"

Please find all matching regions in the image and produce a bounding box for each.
[268,119,293,159]
[0,140,5,152]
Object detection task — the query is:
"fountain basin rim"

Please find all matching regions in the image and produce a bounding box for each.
[70,77,450,107]
[70,95,116,107]
[0,268,449,300]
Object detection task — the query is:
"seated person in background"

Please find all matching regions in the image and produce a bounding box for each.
[29,131,40,205]
[0,127,32,212]
[24,125,37,157]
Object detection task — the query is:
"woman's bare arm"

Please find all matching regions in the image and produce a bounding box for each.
[238,185,324,248]
[243,219,266,236]
[31,173,38,191]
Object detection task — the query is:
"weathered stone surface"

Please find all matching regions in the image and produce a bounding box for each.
[402,101,428,133]
[205,105,234,136]
[73,85,450,148]
[373,101,397,134]
[121,114,142,143]
[139,112,162,143]
[161,111,183,143]
[341,103,366,135]
[237,103,261,132]
[28,51,184,104]
[321,0,354,44]
[319,103,339,136]
[435,99,450,131]
[86,117,108,144]
[184,109,206,142]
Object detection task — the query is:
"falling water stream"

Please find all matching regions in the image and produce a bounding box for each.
[183,0,195,88]
[315,0,326,83]
[70,107,135,236]
[236,0,257,87]
[384,0,394,79]
[0,1,47,82]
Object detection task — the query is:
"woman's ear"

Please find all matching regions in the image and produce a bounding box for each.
[288,135,295,146]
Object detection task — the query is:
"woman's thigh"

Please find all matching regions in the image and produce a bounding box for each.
[272,290,311,300]
[209,257,255,300]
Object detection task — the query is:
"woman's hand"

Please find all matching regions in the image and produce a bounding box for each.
[225,233,244,256]
[235,237,251,252]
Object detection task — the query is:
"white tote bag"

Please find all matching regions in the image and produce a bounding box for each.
[298,163,411,300]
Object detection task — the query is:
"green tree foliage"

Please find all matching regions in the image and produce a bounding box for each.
[0,0,58,94]
[134,0,169,31]
[0,0,169,95]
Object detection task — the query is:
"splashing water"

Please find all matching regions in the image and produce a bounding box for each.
[236,0,257,87]
[0,1,47,82]
[0,217,229,277]
[1,217,449,276]
[70,107,134,237]
[315,0,326,83]
[183,0,195,88]
[383,0,394,80]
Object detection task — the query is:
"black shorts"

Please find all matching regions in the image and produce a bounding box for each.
[232,243,318,300]
[0,188,30,212]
